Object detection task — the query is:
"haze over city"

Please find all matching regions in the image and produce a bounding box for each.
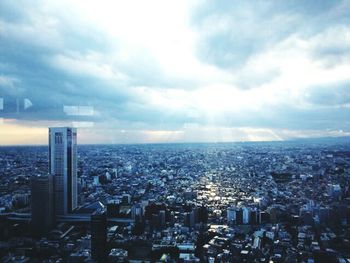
[1,0,350,145]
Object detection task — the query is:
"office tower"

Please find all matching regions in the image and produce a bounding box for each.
[259,211,270,224]
[268,207,277,224]
[91,210,107,262]
[49,127,77,215]
[318,207,330,225]
[13,193,30,208]
[185,211,196,228]
[151,214,159,231]
[227,207,236,222]
[299,206,313,225]
[328,184,342,201]
[159,210,166,229]
[31,174,54,236]
[236,209,243,225]
[250,208,258,225]
[192,207,199,224]
[93,176,100,186]
[132,204,143,223]
[107,201,120,218]
[122,194,131,205]
[243,207,250,224]
[198,205,208,223]
[190,210,196,227]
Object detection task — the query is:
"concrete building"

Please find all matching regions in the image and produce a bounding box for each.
[91,209,107,262]
[49,127,77,215]
[31,174,54,236]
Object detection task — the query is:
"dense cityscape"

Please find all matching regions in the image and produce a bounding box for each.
[0,128,350,262]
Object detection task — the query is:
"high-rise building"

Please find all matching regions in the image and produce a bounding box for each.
[31,174,54,236]
[243,207,250,224]
[250,208,258,225]
[132,204,143,223]
[236,209,243,225]
[227,207,236,222]
[159,210,166,229]
[91,210,107,262]
[198,205,208,223]
[328,184,342,201]
[107,200,120,218]
[49,127,77,215]
[185,210,196,228]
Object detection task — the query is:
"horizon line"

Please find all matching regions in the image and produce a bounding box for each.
[1,135,349,147]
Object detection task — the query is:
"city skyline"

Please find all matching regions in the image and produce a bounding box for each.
[1,136,349,261]
[1,1,350,145]
[1,2,350,262]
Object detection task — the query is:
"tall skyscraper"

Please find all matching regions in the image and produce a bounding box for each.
[227,207,236,222]
[91,210,107,262]
[31,174,54,236]
[49,127,77,215]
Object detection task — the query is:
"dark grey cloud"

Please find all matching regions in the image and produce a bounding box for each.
[193,104,350,132]
[310,39,350,68]
[191,0,349,70]
[305,82,350,106]
[0,2,202,130]
[0,2,141,123]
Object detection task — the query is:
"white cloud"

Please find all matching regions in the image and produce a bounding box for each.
[0,75,20,87]
[49,52,128,81]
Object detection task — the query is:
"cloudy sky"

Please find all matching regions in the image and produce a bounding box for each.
[1,0,350,145]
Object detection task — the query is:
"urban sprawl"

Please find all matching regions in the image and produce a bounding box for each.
[0,128,350,263]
